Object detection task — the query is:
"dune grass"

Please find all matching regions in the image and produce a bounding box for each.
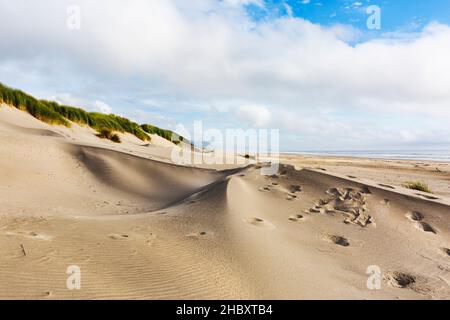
[0,82,185,144]
[141,124,183,145]
[54,104,150,141]
[403,181,432,193]
[96,128,121,143]
[0,83,69,126]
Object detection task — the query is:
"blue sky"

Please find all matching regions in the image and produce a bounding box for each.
[248,0,450,32]
[1,0,450,151]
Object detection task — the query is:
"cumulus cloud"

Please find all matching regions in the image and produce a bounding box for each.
[0,0,449,149]
[235,104,272,127]
[92,101,113,114]
[224,0,265,7]
[173,123,192,140]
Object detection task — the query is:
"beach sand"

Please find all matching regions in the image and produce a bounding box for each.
[1,104,449,299]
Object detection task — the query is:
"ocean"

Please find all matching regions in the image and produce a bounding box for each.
[285,150,450,162]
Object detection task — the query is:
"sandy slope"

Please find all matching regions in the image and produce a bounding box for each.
[281,154,450,198]
[0,105,449,299]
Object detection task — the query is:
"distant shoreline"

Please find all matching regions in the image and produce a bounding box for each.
[281,150,450,163]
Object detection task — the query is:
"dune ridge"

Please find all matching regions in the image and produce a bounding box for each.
[0,105,449,299]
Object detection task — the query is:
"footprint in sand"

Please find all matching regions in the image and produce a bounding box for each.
[405,211,437,234]
[405,211,424,221]
[326,188,343,197]
[186,231,208,239]
[246,217,274,229]
[259,185,271,192]
[323,234,349,247]
[379,184,395,189]
[415,221,437,234]
[312,188,371,227]
[289,185,302,193]
[5,231,52,241]
[360,186,371,194]
[286,194,298,201]
[384,271,416,288]
[145,233,158,245]
[109,234,129,240]
[309,206,324,213]
[288,214,304,222]
[415,193,440,200]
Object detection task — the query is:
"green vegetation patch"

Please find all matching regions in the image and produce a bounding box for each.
[96,128,121,143]
[0,83,69,126]
[403,181,432,193]
[0,82,189,143]
[140,124,184,145]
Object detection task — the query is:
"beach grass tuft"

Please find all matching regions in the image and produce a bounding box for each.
[96,128,121,143]
[403,181,432,193]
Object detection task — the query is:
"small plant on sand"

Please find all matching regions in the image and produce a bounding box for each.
[403,181,432,193]
[110,133,121,143]
[96,128,121,143]
[243,154,256,160]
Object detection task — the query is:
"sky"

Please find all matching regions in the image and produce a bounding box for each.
[1,0,450,151]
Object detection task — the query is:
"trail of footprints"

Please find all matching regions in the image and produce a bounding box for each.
[254,180,367,249]
[252,173,448,294]
[259,173,303,201]
[308,187,374,228]
[255,173,373,248]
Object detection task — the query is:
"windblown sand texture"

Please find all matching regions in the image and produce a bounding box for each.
[1,105,449,299]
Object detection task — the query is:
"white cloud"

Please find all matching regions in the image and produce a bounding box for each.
[49,93,112,114]
[173,123,191,139]
[0,0,449,149]
[235,104,272,127]
[92,100,113,114]
[224,0,264,7]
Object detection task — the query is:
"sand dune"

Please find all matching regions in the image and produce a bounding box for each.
[0,105,449,299]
